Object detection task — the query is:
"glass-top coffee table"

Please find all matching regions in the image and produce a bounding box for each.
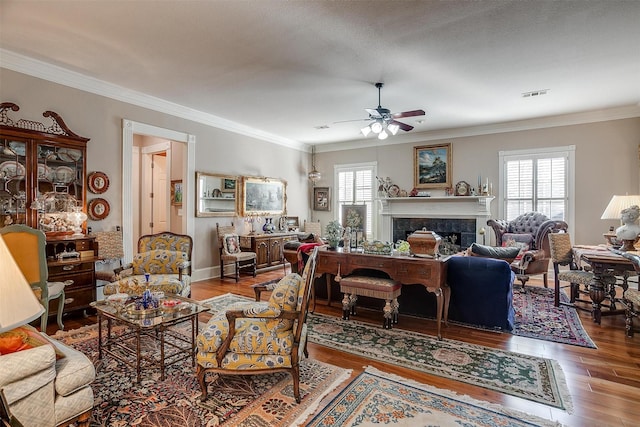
[91,294,208,383]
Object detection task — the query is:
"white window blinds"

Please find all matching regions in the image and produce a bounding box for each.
[335,163,376,240]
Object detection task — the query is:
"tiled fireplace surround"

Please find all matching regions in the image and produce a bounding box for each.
[379,196,495,252]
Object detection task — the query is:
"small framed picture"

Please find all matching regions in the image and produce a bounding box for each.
[313,187,330,211]
[222,178,236,192]
[171,180,183,206]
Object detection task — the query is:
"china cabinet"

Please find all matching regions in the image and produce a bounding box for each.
[1,102,96,316]
[0,102,89,230]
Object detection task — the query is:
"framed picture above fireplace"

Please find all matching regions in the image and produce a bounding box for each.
[414,143,452,189]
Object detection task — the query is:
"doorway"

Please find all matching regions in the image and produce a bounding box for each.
[122,120,195,263]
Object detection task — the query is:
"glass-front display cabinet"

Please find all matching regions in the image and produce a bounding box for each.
[196,172,238,217]
[0,102,90,233]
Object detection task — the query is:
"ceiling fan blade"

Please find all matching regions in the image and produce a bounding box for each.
[392,109,425,119]
[390,120,414,132]
[365,108,383,119]
[333,118,370,124]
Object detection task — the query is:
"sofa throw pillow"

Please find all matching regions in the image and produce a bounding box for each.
[502,233,533,260]
[223,234,241,254]
[0,324,65,359]
[467,243,520,261]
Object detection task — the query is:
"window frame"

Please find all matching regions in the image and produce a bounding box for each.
[498,145,575,237]
[333,161,377,241]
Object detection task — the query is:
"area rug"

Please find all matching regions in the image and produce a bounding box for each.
[53,324,351,426]
[512,286,596,348]
[306,366,563,427]
[201,293,572,411]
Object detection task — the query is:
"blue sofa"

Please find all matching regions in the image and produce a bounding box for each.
[447,256,516,331]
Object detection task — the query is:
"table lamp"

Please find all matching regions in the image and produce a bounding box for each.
[600,195,640,251]
[0,235,45,333]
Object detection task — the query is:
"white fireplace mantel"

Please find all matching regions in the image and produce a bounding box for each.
[378,196,495,243]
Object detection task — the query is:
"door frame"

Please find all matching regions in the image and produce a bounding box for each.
[122,119,195,263]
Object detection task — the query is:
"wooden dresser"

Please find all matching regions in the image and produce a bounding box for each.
[46,235,98,316]
[240,232,297,271]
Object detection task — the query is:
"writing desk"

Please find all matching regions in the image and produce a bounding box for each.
[315,248,450,339]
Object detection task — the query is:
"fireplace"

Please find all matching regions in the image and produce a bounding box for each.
[379,196,495,251]
[393,218,476,254]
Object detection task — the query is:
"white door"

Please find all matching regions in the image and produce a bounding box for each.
[152,153,168,232]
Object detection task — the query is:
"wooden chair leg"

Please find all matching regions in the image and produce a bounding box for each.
[234,261,240,282]
[197,365,209,401]
[56,291,65,331]
[291,365,301,403]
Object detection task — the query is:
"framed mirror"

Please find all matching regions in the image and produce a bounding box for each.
[240,176,287,216]
[195,172,238,217]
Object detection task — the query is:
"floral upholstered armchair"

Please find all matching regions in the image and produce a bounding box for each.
[104,232,192,297]
[196,247,319,404]
[487,212,568,288]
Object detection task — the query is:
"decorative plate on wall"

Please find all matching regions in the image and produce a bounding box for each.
[88,171,110,194]
[88,198,110,221]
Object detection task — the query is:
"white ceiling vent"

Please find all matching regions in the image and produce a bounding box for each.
[522,89,549,98]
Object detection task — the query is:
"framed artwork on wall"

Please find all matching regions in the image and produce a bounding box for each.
[414,143,452,189]
[341,204,366,248]
[313,187,330,211]
[240,176,287,216]
[171,180,183,206]
[222,178,236,193]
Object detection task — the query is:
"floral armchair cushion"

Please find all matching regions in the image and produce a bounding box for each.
[196,273,304,369]
[104,275,189,297]
[132,249,189,275]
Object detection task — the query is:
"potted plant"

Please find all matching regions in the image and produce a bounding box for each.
[325,220,343,249]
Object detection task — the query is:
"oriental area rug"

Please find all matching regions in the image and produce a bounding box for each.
[53,324,350,426]
[203,293,572,411]
[306,366,563,427]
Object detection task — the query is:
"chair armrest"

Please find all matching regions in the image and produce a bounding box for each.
[178,260,191,281]
[533,219,568,250]
[0,345,56,387]
[114,263,133,278]
[487,219,509,246]
[215,309,300,363]
[252,282,278,301]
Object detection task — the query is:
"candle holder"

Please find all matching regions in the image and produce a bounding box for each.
[244,213,263,235]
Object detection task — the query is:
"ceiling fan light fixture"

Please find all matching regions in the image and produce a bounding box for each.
[387,123,399,135]
[371,121,383,134]
[378,130,388,140]
[361,126,372,137]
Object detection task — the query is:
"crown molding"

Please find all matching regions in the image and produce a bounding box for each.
[0,49,300,149]
[317,104,640,153]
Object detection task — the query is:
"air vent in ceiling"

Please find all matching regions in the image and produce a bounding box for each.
[522,89,549,98]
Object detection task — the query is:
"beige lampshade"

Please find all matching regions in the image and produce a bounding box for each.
[600,195,640,220]
[0,235,45,333]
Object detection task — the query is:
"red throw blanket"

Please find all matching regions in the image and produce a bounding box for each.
[297,243,324,271]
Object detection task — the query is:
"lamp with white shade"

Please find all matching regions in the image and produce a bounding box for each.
[0,235,45,333]
[600,194,640,251]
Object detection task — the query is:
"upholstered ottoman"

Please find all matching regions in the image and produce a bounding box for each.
[339,275,402,329]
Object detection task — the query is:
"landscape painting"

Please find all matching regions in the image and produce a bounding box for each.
[414,143,452,189]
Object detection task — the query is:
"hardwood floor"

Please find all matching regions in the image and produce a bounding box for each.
[54,269,640,427]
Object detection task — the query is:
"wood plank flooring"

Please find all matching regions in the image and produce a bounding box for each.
[54,269,640,427]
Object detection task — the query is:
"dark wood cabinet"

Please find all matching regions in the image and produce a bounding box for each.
[46,235,98,316]
[240,233,297,271]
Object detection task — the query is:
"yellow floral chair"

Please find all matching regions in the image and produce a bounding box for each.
[196,247,319,403]
[104,232,192,297]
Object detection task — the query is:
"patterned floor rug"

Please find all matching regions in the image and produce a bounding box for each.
[512,286,596,348]
[54,324,351,426]
[306,366,563,427]
[202,293,572,411]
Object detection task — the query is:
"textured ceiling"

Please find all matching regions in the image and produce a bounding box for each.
[1,0,639,149]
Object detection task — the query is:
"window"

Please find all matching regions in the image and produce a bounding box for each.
[334,162,376,240]
[499,146,575,227]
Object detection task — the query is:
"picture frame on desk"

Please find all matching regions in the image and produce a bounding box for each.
[414,143,452,189]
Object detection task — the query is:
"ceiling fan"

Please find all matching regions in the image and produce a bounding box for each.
[337,82,426,140]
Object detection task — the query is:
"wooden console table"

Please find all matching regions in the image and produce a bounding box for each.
[315,248,450,339]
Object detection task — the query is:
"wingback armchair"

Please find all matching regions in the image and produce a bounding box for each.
[196,247,319,403]
[487,212,568,288]
[104,232,192,297]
